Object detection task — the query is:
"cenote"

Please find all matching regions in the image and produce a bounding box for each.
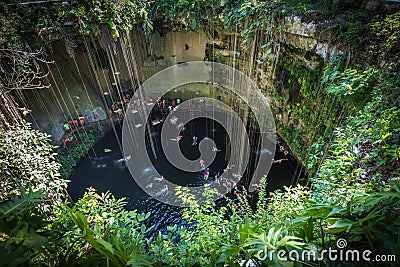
[68,95,305,235]
[3,1,399,265]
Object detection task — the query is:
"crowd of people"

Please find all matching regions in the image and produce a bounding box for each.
[63,113,99,134]
[110,93,132,118]
[62,112,100,148]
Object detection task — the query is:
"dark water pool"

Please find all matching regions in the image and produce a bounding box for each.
[68,118,304,234]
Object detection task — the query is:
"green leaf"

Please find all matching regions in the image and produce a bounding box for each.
[329,219,354,232]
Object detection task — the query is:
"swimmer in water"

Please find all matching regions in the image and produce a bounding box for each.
[171,135,183,142]
[192,136,198,145]
[199,159,205,170]
[232,173,242,179]
[215,174,220,184]
[156,185,168,196]
[222,178,231,189]
[272,159,288,164]
[117,155,131,162]
[232,181,237,189]
[212,146,221,152]
[177,122,184,130]
[169,116,178,125]
[223,164,235,172]
[154,176,164,182]
[123,155,131,161]
[252,183,262,191]
[63,136,74,148]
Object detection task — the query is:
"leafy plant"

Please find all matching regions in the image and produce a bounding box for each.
[47,188,152,266]
[0,188,49,267]
[57,130,96,179]
[0,123,67,209]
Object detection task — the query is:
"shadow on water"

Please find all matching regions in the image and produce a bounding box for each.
[68,118,305,235]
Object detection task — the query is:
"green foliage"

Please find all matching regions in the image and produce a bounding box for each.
[68,210,151,267]
[370,12,400,66]
[148,185,238,266]
[310,64,400,188]
[45,189,151,266]
[271,55,341,162]
[1,0,151,51]
[57,131,96,179]
[302,61,400,261]
[0,2,47,49]
[151,0,223,32]
[256,185,311,227]
[291,182,400,255]
[55,0,151,37]
[241,227,304,265]
[323,59,377,97]
[0,188,49,267]
[0,123,67,208]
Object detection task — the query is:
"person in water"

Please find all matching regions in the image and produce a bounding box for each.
[212,146,221,152]
[122,155,131,161]
[63,123,71,132]
[169,116,178,125]
[156,185,168,197]
[222,178,231,190]
[215,174,220,184]
[273,158,288,164]
[199,159,205,170]
[63,136,73,148]
[170,135,182,142]
[77,116,84,126]
[224,164,235,172]
[232,173,242,180]
[192,136,198,145]
[177,122,185,130]
[252,183,262,191]
[154,176,164,182]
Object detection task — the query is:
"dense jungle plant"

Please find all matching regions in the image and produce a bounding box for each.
[0,189,50,267]
[46,188,151,266]
[0,188,152,267]
[0,123,67,207]
[57,129,97,179]
[53,0,151,37]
